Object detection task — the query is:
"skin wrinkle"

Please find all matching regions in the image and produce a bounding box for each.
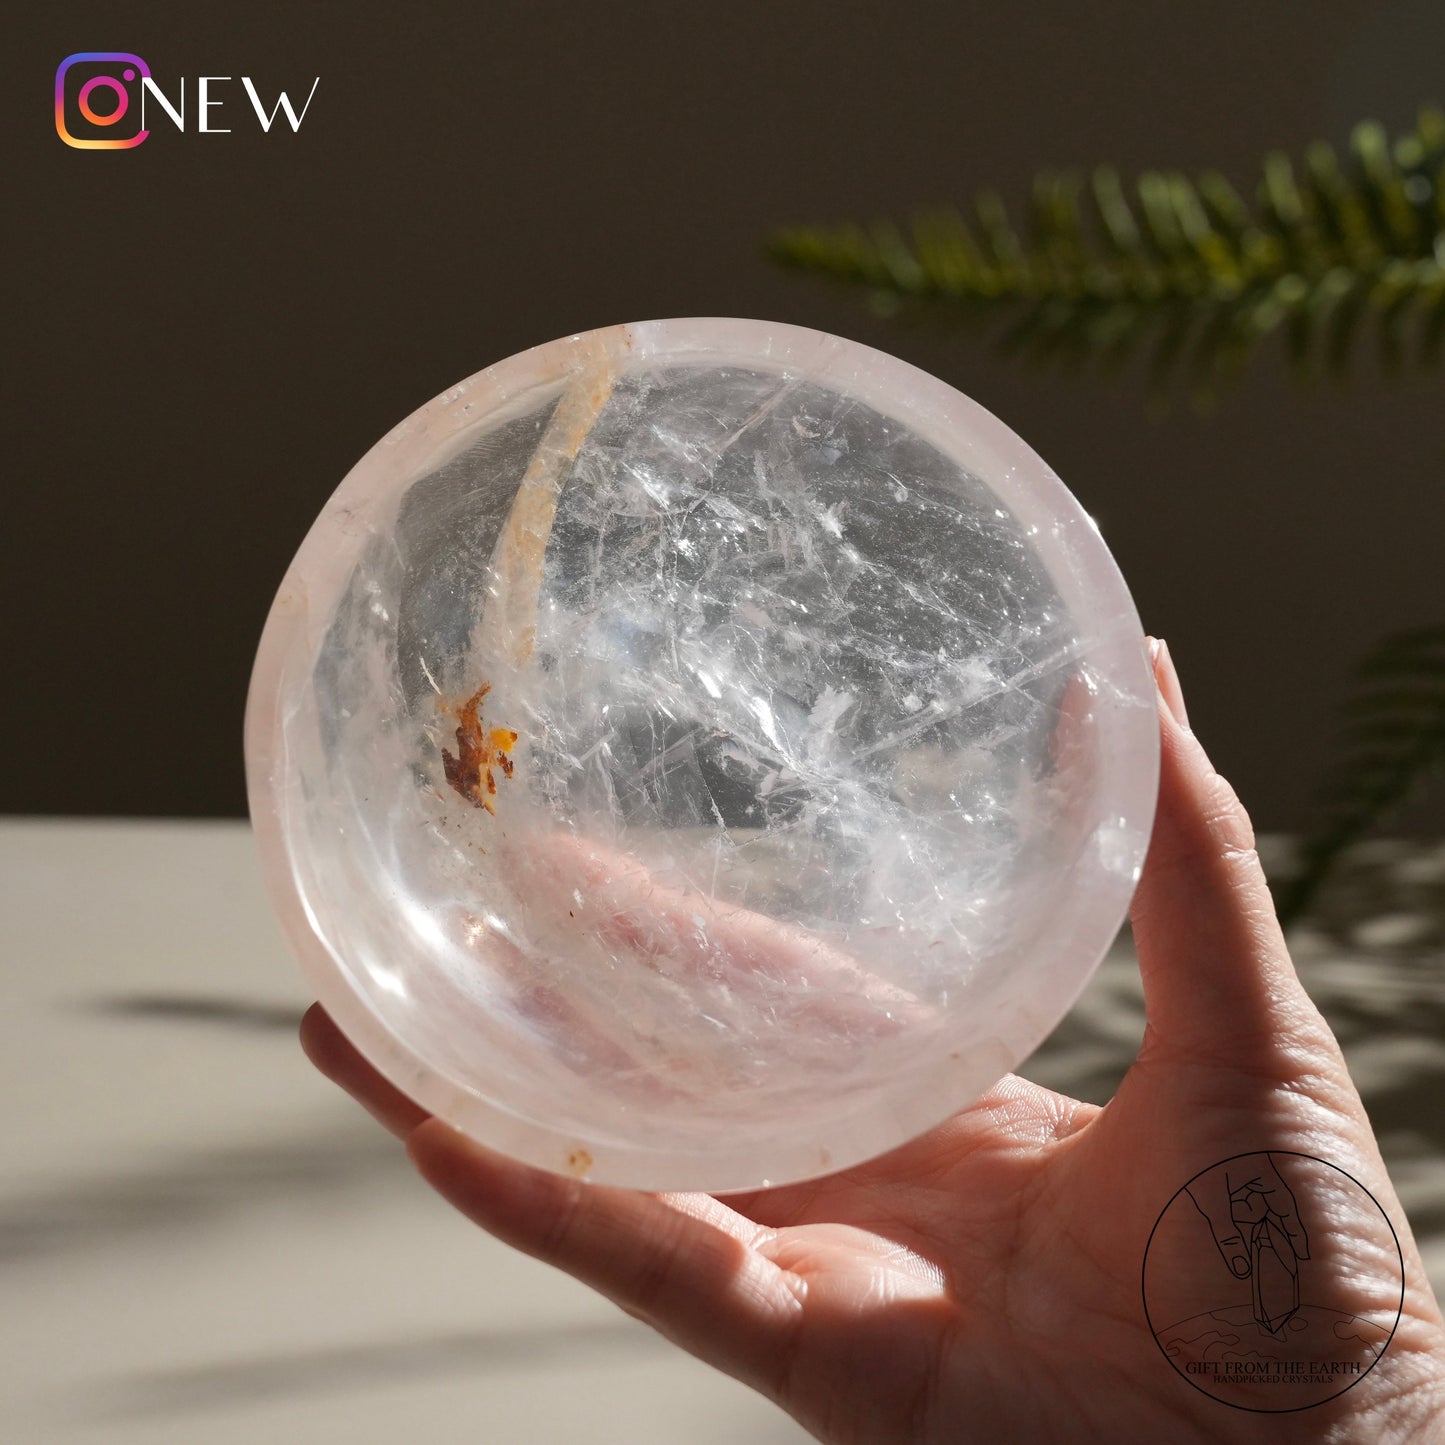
[1169,1040,1356,1104]
[1119,1063,1360,1156]
[1133,980,1329,1073]
[1148,1013,1339,1079]
[619,1204,713,1324]
[765,1273,812,1412]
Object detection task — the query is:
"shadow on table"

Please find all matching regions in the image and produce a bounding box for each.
[66,1319,665,1421]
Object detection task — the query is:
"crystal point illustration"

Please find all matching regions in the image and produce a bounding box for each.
[245,319,1158,1190]
[1252,1218,1302,1335]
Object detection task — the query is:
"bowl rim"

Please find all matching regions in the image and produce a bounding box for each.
[244,316,1159,1191]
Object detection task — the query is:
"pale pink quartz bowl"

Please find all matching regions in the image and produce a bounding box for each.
[246,318,1157,1191]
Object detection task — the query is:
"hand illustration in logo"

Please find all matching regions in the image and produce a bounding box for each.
[1186,1152,1310,1335]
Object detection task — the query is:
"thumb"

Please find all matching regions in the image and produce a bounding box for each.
[1185,1182,1252,1279]
[1129,639,1320,1063]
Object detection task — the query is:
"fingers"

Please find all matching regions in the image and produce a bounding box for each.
[1129,639,1321,1063]
[1260,1154,1311,1260]
[517,831,930,1035]
[490,830,933,1096]
[406,1119,804,1395]
[1152,637,1189,729]
[299,1005,432,1139]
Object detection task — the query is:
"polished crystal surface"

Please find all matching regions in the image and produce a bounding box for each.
[246,319,1157,1190]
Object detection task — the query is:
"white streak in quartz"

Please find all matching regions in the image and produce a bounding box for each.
[807,685,856,736]
[714,373,809,453]
[748,698,784,752]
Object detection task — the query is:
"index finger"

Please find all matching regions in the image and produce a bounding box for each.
[300,1003,432,1139]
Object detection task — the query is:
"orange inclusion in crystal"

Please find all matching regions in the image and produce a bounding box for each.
[441,684,518,814]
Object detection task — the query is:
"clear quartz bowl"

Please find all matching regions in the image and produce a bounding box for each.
[246,318,1158,1191]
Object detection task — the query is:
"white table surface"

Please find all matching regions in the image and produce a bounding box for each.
[0,820,813,1445]
[3,819,1441,1442]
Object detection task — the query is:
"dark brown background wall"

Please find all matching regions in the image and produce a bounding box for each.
[8,0,1443,824]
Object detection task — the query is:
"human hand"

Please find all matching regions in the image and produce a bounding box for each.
[302,639,1445,1442]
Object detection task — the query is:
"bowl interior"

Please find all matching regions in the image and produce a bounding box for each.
[247,319,1157,1190]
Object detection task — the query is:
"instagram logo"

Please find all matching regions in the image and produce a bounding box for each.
[54,55,319,148]
[55,52,152,149]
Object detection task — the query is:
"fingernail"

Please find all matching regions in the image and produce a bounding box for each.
[1150,636,1191,730]
[1230,1254,1251,1278]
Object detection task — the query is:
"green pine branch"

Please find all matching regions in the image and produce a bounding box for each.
[1277,626,1445,924]
[773,112,1445,920]
[770,111,1445,397]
